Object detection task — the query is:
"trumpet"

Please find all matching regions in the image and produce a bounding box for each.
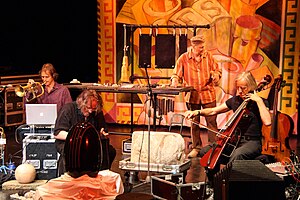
[15,81,45,102]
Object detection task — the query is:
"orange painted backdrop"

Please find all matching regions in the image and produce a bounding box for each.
[99,0,299,134]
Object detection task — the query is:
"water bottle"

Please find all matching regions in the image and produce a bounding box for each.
[0,127,6,166]
[8,155,16,171]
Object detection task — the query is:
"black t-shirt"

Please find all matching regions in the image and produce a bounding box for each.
[225,96,269,137]
[54,102,107,153]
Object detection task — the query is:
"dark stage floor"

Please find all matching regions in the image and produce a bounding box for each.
[1,123,300,199]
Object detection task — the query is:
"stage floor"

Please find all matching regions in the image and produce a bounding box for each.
[1,123,300,199]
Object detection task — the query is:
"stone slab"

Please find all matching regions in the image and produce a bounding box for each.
[2,180,47,190]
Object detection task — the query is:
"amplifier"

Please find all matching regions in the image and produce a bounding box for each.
[16,125,53,142]
[214,160,285,200]
[22,135,58,180]
[0,86,25,126]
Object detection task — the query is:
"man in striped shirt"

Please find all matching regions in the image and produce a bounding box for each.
[171,35,221,158]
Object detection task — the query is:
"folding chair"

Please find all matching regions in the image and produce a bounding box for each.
[168,113,184,135]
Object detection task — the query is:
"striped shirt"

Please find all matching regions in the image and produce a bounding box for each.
[171,50,221,104]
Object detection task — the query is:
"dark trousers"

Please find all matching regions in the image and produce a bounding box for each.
[200,138,262,184]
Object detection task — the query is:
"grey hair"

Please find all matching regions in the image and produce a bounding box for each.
[235,71,257,92]
[76,89,103,114]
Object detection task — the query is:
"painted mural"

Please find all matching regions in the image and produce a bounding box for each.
[98,0,299,135]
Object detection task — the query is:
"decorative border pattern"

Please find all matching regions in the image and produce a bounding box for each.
[281,0,300,116]
[98,0,143,124]
[97,0,117,122]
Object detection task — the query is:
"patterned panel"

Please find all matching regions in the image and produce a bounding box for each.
[116,104,144,124]
[297,57,299,113]
[98,1,144,124]
[100,1,115,84]
[280,0,300,118]
[98,0,117,121]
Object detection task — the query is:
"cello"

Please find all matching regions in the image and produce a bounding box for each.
[200,75,272,169]
[261,75,294,162]
[200,100,248,169]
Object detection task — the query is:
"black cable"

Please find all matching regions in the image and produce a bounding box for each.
[14,124,30,144]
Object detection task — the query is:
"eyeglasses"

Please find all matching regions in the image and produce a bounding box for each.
[236,86,248,91]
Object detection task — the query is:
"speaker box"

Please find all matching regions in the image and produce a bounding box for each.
[139,34,152,68]
[214,160,285,200]
[155,34,175,68]
[0,74,41,126]
[22,135,58,180]
[179,34,187,56]
[0,87,25,126]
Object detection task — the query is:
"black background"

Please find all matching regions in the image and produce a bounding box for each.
[0,0,98,83]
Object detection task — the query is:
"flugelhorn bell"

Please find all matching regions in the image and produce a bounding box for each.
[15,84,31,97]
[15,81,44,102]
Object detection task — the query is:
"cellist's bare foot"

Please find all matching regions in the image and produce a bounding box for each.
[188,149,200,158]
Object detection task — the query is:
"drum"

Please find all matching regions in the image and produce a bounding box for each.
[64,122,103,175]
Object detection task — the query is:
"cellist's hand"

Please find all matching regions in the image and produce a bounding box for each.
[184,110,199,119]
[100,128,109,136]
[244,90,263,103]
[245,90,271,126]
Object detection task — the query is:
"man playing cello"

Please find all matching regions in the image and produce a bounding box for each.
[185,71,271,174]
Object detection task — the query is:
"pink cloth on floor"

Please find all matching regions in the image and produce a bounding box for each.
[34,170,124,200]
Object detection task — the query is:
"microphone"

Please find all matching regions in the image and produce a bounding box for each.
[257,75,272,92]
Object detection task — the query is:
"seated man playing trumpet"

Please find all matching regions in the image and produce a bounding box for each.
[25,63,72,112]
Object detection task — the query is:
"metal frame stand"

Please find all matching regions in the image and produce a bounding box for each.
[130,66,154,189]
[0,151,10,174]
[0,127,10,174]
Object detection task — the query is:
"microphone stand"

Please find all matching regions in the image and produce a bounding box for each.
[144,64,153,183]
[132,64,153,188]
